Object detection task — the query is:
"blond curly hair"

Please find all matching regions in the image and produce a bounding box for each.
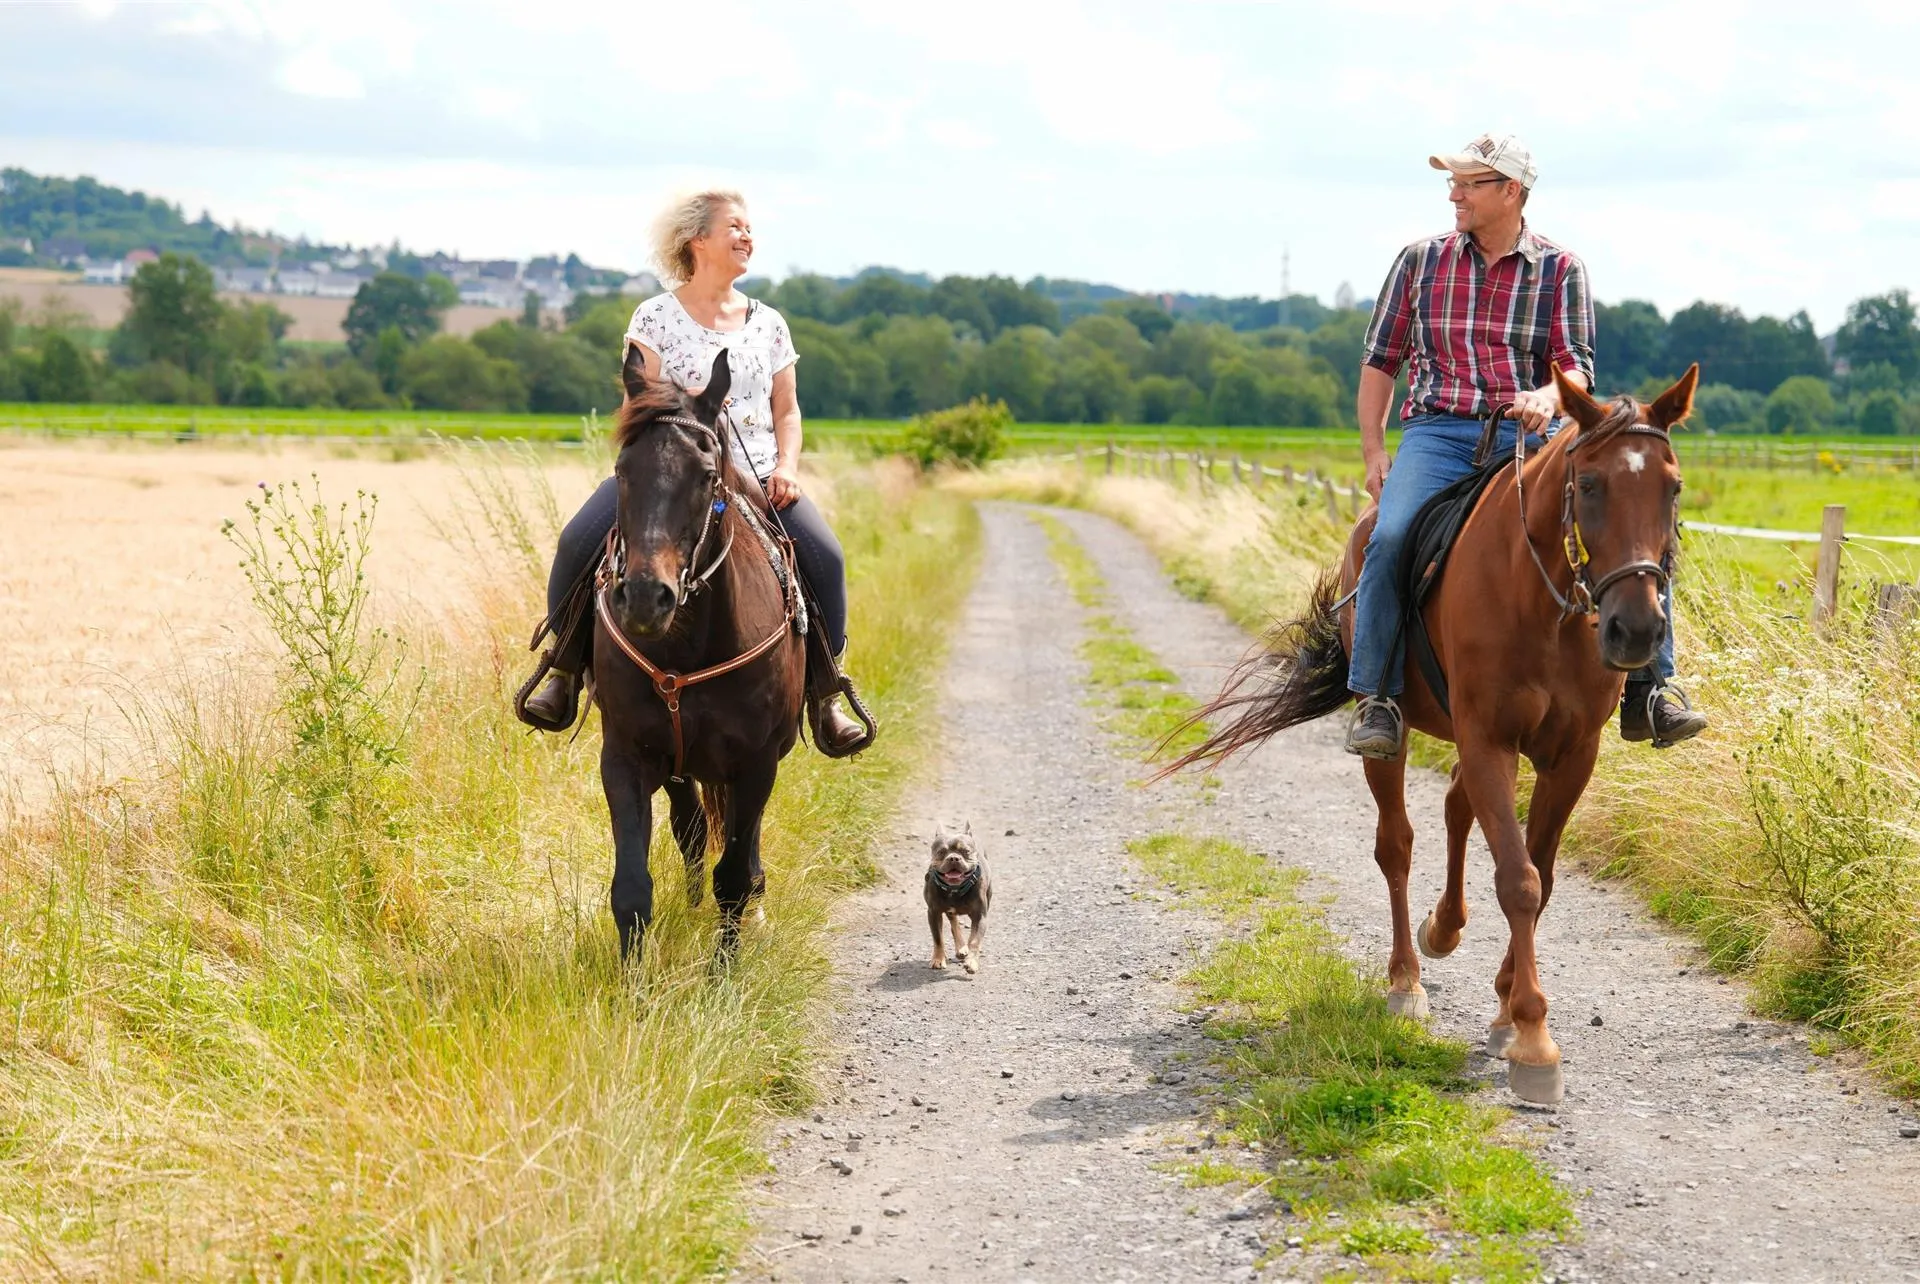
[650,189,747,287]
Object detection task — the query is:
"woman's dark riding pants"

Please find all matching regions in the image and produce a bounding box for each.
[546,476,848,667]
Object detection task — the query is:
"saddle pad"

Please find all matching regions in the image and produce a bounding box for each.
[1393,448,1515,716]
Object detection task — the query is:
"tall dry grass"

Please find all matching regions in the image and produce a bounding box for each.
[0,449,978,1278]
[967,457,1920,1092]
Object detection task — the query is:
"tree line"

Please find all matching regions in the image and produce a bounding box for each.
[1,251,1917,434]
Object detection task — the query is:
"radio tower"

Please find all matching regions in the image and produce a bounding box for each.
[1279,245,1291,328]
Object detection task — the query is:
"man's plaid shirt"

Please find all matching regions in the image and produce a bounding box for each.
[1361,225,1595,421]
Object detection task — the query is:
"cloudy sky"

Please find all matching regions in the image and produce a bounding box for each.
[4,0,1916,329]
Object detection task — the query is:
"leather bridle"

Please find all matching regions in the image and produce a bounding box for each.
[1494,400,1676,624]
[595,411,799,781]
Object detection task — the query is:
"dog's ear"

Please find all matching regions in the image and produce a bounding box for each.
[963,821,972,835]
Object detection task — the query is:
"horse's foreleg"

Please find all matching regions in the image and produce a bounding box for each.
[1362,754,1425,1018]
[601,744,661,963]
[1457,737,1562,1103]
[713,758,778,957]
[663,776,708,908]
[1419,763,1474,959]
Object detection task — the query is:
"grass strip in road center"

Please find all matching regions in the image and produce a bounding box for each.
[1131,832,1573,1284]
[1035,511,1206,761]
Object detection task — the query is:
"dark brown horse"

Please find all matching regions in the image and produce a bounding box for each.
[594,345,807,962]
[1175,365,1697,1102]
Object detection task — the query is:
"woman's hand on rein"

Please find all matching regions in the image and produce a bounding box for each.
[766,462,802,509]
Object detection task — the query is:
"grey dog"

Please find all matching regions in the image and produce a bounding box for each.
[925,824,990,975]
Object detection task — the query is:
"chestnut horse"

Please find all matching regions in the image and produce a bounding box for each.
[1175,365,1697,1102]
[593,345,807,963]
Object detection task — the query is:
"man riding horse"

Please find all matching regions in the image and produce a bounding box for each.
[1345,132,1707,760]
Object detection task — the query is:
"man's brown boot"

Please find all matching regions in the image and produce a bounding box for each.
[516,663,581,733]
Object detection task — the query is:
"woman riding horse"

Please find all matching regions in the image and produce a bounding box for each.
[517,189,871,757]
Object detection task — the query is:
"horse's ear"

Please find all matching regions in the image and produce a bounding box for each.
[1648,363,1699,431]
[692,348,733,422]
[1552,366,1605,432]
[621,341,649,402]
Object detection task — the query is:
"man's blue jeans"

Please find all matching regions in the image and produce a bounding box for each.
[1347,413,1677,699]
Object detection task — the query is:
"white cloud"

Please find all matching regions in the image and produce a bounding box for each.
[276,45,364,99]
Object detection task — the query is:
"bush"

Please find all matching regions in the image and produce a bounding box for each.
[1765,375,1836,435]
[902,396,1010,468]
[1693,382,1764,433]
[105,360,213,405]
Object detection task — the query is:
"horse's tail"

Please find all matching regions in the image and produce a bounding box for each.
[700,782,728,857]
[1160,565,1352,776]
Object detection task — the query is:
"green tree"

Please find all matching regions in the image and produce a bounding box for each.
[1208,360,1265,425]
[928,276,996,339]
[1855,389,1906,436]
[789,317,887,417]
[1663,301,1753,392]
[961,326,1055,421]
[521,290,542,329]
[765,273,840,322]
[836,272,926,322]
[1745,311,1829,391]
[399,335,527,411]
[871,314,961,414]
[344,272,449,358]
[1061,314,1149,376]
[1100,296,1175,343]
[1594,299,1666,392]
[1764,375,1835,435]
[1306,310,1369,401]
[471,320,616,414]
[31,330,96,402]
[979,276,1060,334]
[1150,321,1239,394]
[1692,383,1764,433]
[1836,290,1920,381]
[1134,373,1201,424]
[120,252,223,375]
[568,295,639,359]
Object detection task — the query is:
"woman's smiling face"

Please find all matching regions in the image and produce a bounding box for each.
[693,202,753,279]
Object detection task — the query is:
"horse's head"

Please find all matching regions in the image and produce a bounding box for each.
[1549,364,1697,672]
[606,344,733,640]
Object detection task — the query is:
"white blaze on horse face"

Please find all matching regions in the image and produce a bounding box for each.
[1625,449,1647,474]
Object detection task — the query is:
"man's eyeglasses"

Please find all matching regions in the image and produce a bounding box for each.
[1447,175,1512,194]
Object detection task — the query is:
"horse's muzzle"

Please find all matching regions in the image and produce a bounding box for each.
[609,575,678,639]
[1597,603,1663,672]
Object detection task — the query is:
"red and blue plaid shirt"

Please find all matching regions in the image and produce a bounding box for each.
[1361,225,1595,421]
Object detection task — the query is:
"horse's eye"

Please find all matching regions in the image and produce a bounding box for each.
[1578,475,1598,496]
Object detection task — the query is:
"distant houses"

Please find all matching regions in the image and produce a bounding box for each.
[34,241,639,312]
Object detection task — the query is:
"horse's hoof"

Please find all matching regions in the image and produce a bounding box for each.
[963,958,978,976]
[1507,1059,1565,1104]
[1386,987,1430,1019]
[1416,913,1457,960]
[1485,1024,1516,1058]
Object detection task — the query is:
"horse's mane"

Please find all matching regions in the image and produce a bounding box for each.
[612,385,692,450]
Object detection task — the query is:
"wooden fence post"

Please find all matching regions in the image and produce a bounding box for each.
[1251,461,1265,490]
[1231,454,1243,484]
[1282,464,1295,487]
[1814,503,1846,634]
[1347,480,1361,520]
[1105,440,1115,475]
[1322,478,1341,522]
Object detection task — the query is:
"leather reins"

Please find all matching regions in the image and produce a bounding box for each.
[1492,400,1676,624]
[594,412,800,781]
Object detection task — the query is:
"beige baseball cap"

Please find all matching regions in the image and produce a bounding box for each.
[1429,133,1536,190]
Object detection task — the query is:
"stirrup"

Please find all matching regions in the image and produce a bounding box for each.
[513,649,579,733]
[809,675,878,758]
[1648,681,1703,750]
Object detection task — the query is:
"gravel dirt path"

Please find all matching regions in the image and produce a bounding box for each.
[745,502,1920,1284]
